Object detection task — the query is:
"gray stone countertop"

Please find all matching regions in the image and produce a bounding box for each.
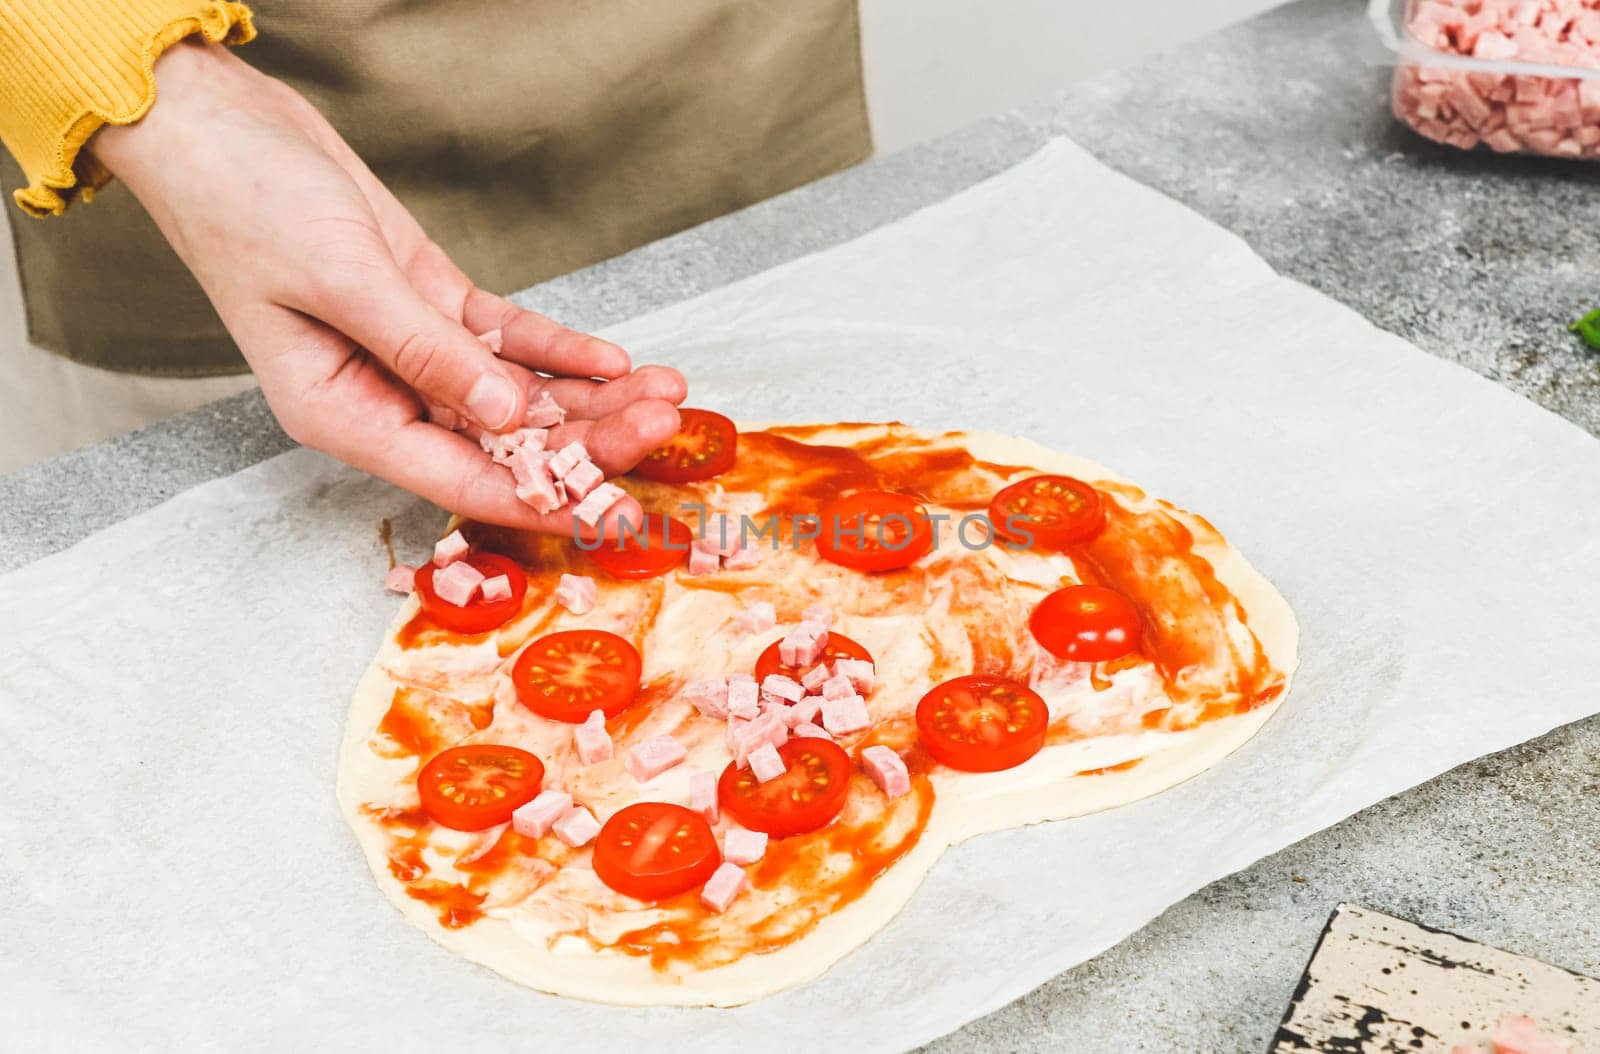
[3,0,1596,1049]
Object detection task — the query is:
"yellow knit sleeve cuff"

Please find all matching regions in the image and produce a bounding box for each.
[0,0,256,218]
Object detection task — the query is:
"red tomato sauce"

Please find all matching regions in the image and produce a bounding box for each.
[365,424,1286,963]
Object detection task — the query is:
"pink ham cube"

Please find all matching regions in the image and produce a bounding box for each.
[554,573,597,615]
[682,679,729,720]
[792,722,831,740]
[575,709,613,765]
[766,699,806,729]
[433,560,486,606]
[800,664,832,692]
[572,482,627,526]
[384,564,416,593]
[548,441,589,480]
[779,623,828,667]
[730,711,787,766]
[722,828,768,866]
[821,672,857,701]
[627,735,687,782]
[747,743,785,783]
[552,805,600,848]
[690,770,719,824]
[700,861,747,913]
[862,745,911,798]
[833,658,875,693]
[476,327,504,354]
[736,600,776,634]
[760,674,805,704]
[512,790,573,838]
[723,544,763,570]
[702,513,742,556]
[433,529,470,567]
[508,448,563,514]
[791,695,823,725]
[525,390,565,428]
[562,459,606,501]
[480,574,513,603]
[726,678,760,719]
[687,541,721,576]
[821,693,871,736]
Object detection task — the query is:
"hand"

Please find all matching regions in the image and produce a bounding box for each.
[91,41,685,533]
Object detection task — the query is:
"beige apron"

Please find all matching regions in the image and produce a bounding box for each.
[0,0,871,377]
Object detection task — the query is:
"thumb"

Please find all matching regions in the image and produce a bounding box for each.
[300,260,526,431]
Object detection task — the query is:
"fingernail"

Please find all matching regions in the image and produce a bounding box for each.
[466,373,518,429]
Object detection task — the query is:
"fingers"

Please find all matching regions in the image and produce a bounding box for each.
[461,288,632,380]
[533,366,688,420]
[291,246,526,432]
[545,399,682,475]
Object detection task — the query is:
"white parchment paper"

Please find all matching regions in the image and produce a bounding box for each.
[4,140,1598,1052]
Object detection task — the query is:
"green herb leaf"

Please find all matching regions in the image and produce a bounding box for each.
[1570,307,1600,350]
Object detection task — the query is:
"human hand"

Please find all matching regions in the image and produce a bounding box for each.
[91,40,685,533]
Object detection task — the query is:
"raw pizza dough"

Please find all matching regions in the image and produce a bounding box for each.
[337,422,1299,1006]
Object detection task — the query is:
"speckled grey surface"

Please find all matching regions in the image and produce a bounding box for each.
[3,0,1597,1049]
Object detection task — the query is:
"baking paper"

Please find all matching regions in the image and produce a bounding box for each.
[3,139,1598,1052]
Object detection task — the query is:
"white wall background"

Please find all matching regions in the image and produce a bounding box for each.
[859,0,1290,154]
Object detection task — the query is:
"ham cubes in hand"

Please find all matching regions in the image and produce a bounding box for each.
[433,529,470,567]
[862,746,911,798]
[627,735,688,782]
[562,459,605,502]
[432,560,486,606]
[524,390,566,428]
[512,790,573,839]
[723,828,768,865]
[700,861,747,912]
[553,805,600,848]
[554,573,597,615]
[575,709,613,765]
[572,482,627,527]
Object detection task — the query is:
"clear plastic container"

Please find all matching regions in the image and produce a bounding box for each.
[1368,0,1600,158]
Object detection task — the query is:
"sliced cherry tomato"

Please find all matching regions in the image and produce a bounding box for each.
[753,631,874,684]
[1030,585,1141,663]
[417,744,544,831]
[591,802,722,901]
[988,475,1105,550]
[630,408,738,483]
[718,738,852,838]
[512,629,642,722]
[585,513,692,580]
[414,552,527,635]
[915,675,1048,773]
[815,490,935,573]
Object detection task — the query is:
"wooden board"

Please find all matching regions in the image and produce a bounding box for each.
[1270,904,1600,1053]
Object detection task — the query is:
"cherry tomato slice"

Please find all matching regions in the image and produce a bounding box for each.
[753,632,874,684]
[592,802,722,901]
[585,513,692,580]
[1029,585,1141,663]
[815,490,935,573]
[417,744,544,831]
[718,738,853,838]
[915,675,1048,773]
[988,475,1106,551]
[630,408,738,483]
[414,552,527,635]
[512,629,642,722]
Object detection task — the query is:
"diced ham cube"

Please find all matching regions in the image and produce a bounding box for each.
[385,564,416,593]
[722,828,768,866]
[572,482,627,526]
[833,657,876,693]
[729,711,787,766]
[821,672,857,701]
[548,441,590,480]
[862,745,911,798]
[433,529,470,567]
[627,735,687,782]
[760,674,805,704]
[700,861,747,912]
[690,770,719,824]
[1492,1014,1572,1054]
[476,328,504,354]
[562,459,606,501]
[800,664,832,692]
[687,542,721,576]
[792,722,831,740]
[508,447,563,513]
[767,700,807,729]
[736,600,776,634]
[554,573,597,615]
[1474,28,1518,59]
[723,544,763,570]
[480,574,512,603]
[821,693,871,736]
[575,709,613,765]
[792,695,823,725]
[747,743,785,783]
[512,790,573,838]
[525,390,565,428]
[702,513,742,556]
[779,624,827,667]
[727,678,761,719]
[433,560,486,607]
[552,805,600,848]
[683,679,729,720]
[800,603,833,626]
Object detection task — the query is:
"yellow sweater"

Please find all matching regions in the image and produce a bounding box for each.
[0,0,254,217]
